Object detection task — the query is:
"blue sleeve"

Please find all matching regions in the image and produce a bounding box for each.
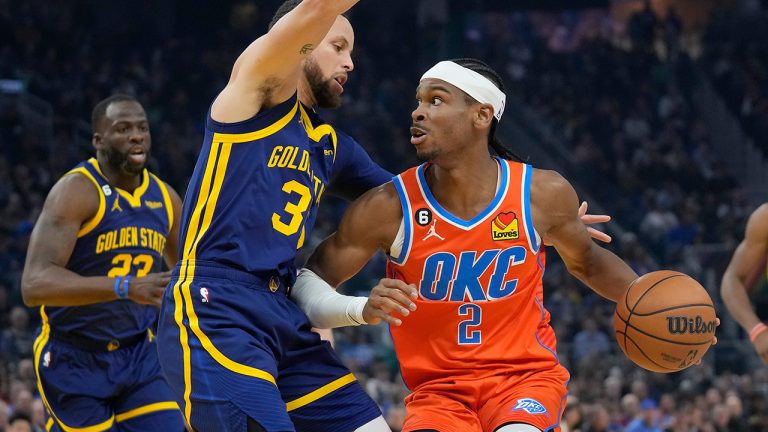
[328,131,394,201]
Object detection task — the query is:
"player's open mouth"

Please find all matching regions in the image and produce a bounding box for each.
[127,147,147,165]
[410,126,427,145]
[333,75,347,93]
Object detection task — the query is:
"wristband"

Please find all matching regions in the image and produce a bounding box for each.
[750,323,768,343]
[114,276,124,299]
[118,275,132,300]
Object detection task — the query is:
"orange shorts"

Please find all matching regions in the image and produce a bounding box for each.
[402,369,568,432]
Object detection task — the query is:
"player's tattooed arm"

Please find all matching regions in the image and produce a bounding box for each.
[300,44,314,54]
[212,0,360,122]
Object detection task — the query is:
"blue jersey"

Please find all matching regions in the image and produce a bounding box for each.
[44,158,173,341]
[178,94,391,281]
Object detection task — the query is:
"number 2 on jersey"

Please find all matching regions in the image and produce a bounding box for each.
[272,180,312,240]
[458,303,482,345]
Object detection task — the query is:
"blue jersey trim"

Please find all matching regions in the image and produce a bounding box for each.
[522,164,540,254]
[390,176,412,265]
[416,157,508,229]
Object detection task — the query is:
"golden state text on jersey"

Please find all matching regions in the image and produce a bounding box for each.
[179,94,390,281]
[46,158,173,341]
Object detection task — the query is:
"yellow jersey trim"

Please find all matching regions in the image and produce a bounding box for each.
[46,418,54,431]
[178,143,277,383]
[298,105,337,162]
[88,158,149,207]
[172,142,275,423]
[64,167,105,238]
[151,173,174,232]
[211,100,299,143]
[285,373,357,412]
[114,401,180,423]
[34,307,116,432]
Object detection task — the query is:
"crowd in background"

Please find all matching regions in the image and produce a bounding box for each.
[1,0,767,430]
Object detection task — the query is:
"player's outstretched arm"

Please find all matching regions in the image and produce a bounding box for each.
[291,183,416,328]
[531,169,638,302]
[21,174,170,307]
[211,0,361,122]
[721,204,768,362]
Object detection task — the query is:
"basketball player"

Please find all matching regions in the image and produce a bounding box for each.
[721,203,768,364]
[21,94,185,431]
[290,59,644,432]
[153,1,393,431]
[153,2,610,430]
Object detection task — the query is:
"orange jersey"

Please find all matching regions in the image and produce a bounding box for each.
[387,159,569,391]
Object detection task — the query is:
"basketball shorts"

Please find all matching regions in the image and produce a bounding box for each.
[33,328,185,431]
[402,368,569,432]
[156,260,381,432]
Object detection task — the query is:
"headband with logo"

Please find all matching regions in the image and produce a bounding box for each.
[420,61,506,121]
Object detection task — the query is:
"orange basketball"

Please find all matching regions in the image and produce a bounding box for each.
[614,270,717,373]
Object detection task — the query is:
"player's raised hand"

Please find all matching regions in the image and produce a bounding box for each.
[542,201,611,246]
[695,317,720,366]
[129,271,172,307]
[363,278,418,326]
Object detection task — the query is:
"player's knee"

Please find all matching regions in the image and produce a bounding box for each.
[247,417,267,432]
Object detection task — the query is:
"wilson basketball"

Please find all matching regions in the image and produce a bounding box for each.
[614,270,717,373]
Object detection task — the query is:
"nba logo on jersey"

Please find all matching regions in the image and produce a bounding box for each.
[43,351,51,367]
[513,398,547,415]
[491,212,519,241]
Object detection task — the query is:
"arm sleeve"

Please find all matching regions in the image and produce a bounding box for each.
[290,268,368,329]
[327,132,394,201]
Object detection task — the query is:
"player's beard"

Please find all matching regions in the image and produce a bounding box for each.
[416,148,439,162]
[104,145,148,176]
[304,58,341,109]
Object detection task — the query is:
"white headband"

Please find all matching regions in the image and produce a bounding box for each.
[421,61,506,121]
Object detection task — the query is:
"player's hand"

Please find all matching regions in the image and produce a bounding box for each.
[128,271,172,307]
[363,278,418,326]
[753,329,768,365]
[543,201,611,246]
[695,318,720,366]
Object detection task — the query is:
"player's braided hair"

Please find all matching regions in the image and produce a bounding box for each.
[449,58,524,162]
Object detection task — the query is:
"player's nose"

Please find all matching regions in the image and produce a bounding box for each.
[411,105,426,122]
[341,52,353,72]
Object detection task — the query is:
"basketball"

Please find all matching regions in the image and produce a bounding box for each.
[614,270,717,373]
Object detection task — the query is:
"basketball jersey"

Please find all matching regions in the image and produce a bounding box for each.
[386,158,568,390]
[44,158,173,341]
[178,94,391,283]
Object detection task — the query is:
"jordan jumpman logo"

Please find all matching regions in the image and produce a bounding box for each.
[422,220,445,241]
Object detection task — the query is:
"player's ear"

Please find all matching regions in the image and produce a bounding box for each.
[474,104,494,130]
[92,133,103,150]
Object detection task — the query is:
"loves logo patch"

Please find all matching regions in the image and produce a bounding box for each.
[491,212,519,241]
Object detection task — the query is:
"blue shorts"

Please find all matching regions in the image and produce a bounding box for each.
[33,327,185,431]
[156,260,381,432]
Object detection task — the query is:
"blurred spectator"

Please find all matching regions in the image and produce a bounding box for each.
[625,399,661,432]
[0,306,33,365]
[572,317,610,365]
